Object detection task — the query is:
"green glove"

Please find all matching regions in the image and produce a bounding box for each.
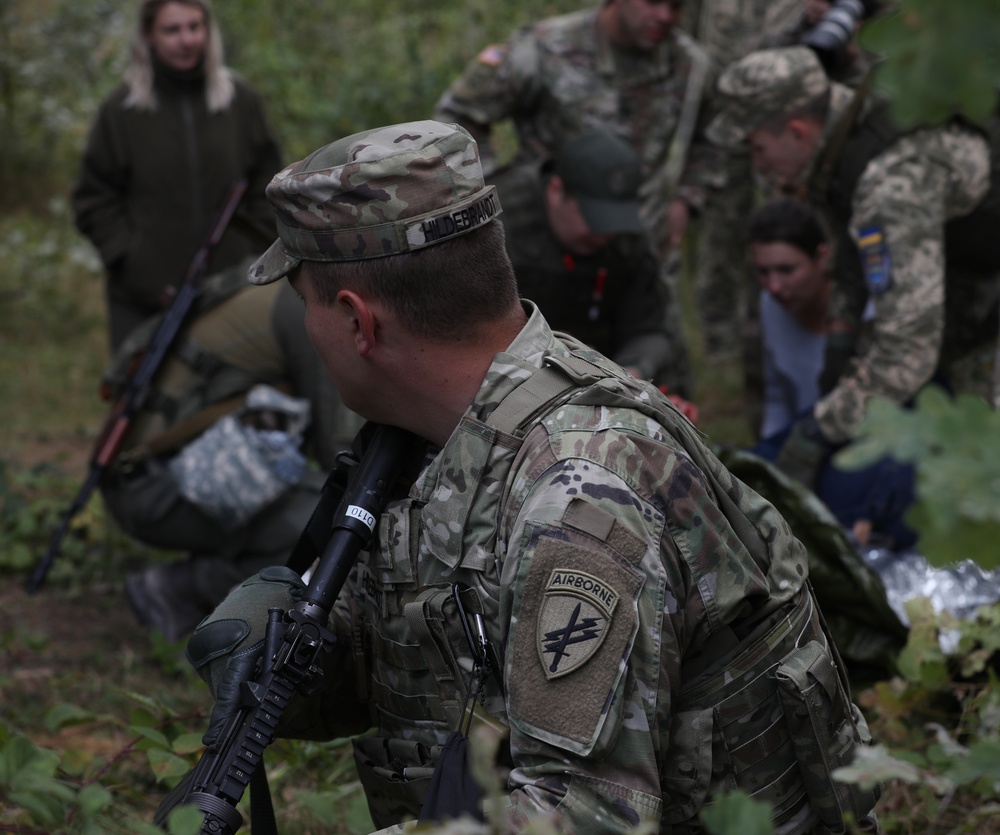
[775,414,833,490]
[185,566,305,745]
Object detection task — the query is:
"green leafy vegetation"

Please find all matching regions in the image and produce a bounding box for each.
[863,0,1000,128]
[838,389,1000,571]
[831,390,1000,834]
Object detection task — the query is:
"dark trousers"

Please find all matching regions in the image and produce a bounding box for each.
[102,458,325,606]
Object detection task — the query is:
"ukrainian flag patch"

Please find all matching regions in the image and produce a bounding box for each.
[858,225,892,295]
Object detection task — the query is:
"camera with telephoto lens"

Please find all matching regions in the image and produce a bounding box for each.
[802,0,880,74]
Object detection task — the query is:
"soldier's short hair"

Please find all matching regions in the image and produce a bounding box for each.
[301,220,518,343]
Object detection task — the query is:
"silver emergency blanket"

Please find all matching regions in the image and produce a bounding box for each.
[860,543,1000,626]
[169,384,311,531]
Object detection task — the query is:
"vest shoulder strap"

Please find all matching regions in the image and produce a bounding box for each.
[483,350,607,435]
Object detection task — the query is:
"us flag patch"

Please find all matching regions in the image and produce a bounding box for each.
[477,44,506,66]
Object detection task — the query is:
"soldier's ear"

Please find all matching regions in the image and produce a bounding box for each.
[546,174,566,203]
[816,242,832,275]
[787,117,821,148]
[336,289,378,357]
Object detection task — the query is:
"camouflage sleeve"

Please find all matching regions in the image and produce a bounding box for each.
[433,29,541,175]
[814,129,990,442]
[497,419,719,832]
[671,40,725,215]
[685,0,804,62]
[757,11,810,50]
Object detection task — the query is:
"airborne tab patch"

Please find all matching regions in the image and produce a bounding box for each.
[538,569,618,679]
[858,225,892,295]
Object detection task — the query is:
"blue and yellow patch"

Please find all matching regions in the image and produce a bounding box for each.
[858,225,892,295]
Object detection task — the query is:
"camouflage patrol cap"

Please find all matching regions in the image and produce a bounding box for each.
[554,130,643,235]
[706,47,830,148]
[248,120,502,285]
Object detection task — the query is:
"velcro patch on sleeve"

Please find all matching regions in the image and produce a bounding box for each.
[508,528,643,755]
[857,225,892,295]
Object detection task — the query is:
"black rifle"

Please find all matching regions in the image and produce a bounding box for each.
[154,422,418,834]
[26,181,249,594]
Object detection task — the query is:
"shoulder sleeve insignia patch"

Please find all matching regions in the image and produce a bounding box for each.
[539,569,618,679]
[477,44,506,67]
[857,225,893,295]
[507,525,644,755]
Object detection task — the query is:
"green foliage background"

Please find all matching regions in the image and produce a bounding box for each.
[862,0,1000,128]
[0,0,584,205]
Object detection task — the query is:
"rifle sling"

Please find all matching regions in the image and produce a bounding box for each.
[250,766,278,835]
[284,463,350,575]
[808,70,874,205]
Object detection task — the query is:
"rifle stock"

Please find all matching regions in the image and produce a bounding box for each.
[26,180,249,594]
[154,423,418,834]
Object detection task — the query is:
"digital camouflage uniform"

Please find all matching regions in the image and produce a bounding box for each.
[433,7,719,220]
[489,158,672,381]
[682,0,803,359]
[194,121,878,833]
[683,0,800,362]
[434,6,723,396]
[709,47,997,443]
[683,0,801,65]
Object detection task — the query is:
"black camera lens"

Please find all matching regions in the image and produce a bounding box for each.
[802,0,866,73]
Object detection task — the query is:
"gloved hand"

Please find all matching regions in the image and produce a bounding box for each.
[774,413,834,490]
[185,566,305,745]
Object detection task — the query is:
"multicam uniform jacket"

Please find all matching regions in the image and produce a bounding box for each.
[683,0,802,65]
[433,7,722,236]
[290,305,875,833]
[806,85,994,442]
